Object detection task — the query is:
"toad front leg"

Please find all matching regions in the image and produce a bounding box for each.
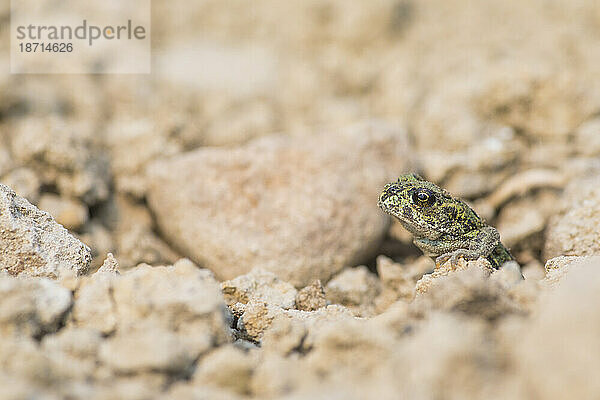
[415,226,500,266]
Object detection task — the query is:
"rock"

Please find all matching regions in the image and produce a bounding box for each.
[542,255,599,286]
[396,312,501,399]
[238,301,279,341]
[222,268,298,310]
[520,259,545,281]
[261,314,309,355]
[100,196,180,270]
[41,327,102,381]
[484,169,566,210]
[99,328,194,374]
[38,194,89,231]
[103,117,182,199]
[0,148,12,177]
[9,117,110,205]
[415,257,491,295]
[0,167,40,203]
[295,280,327,311]
[162,384,245,400]
[192,345,257,396]
[513,257,600,399]
[78,221,115,271]
[544,176,600,260]
[575,117,600,157]
[95,253,120,275]
[0,275,72,337]
[147,121,412,286]
[0,184,91,278]
[326,266,380,316]
[413,261,526,321]
[374,256,418,308]
[71,272,118,334]
[495,197,546,248]
[495,189,560,253]
[72,259,230,355]
[239,301,354,342]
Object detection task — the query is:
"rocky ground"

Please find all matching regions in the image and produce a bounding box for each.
[1,0,600,399]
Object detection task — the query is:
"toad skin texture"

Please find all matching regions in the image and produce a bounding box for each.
[378,173,513,269]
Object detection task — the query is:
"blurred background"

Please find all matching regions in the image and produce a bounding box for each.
[3,0,599,274]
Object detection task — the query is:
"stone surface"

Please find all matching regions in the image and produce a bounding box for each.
[99,329,194,374]
[147,122,411,287]
[9,117,110,205]
[542,255,599,286]
[0,275,72,338]
[413,260,526,321]
[222,268,298,310]
[544,176,600,260]
[295,280,327,311]
[0,184,91,278]
[192,345,257,396]
[326,266,380,316]
[38,194,89,231]
[513,257,600,399]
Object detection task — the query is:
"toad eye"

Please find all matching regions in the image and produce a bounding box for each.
[411,189,435,206]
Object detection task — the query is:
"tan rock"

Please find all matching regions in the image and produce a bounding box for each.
[374,256,417,309]
[542,255,600,286]
[71,273,118,335]
[38,194,89,231]
[413,261,526,321]
[0,184,91,278]
[9,116,110,205]
[222,268,297,309]
[192,345,257,396]
[544,176,600,259]
[0,167,40,203]
[513,257,600,399]
[0,275,72,338]
[326,266,380,316]
[295,280,327,311]
[147,121,411,287]
[95,253,120,275]
[99,328,194,374]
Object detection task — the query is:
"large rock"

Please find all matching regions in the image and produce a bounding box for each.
[512,257,600,399]
[71,259,230,355]
[0,275,72,338]
[544,176,600,260]
[147,122,411,286]
[0,184,91,278]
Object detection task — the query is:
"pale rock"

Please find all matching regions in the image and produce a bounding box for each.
[0,167,41,203]
[222,268,298,310]
[326,266,380,316]
[543,255,599,286]
[192,345,257,396]
[544,176,600,259]
[147,121,412,287]
[0,184,91,278]
[0,275,72,337]
[95,253,120,275]
[413,262,525,321]
[161,384,245,400]
[38,194,89,231]
[513,257,600,399]
[295,280,327,311]
[99,328,194,374]
[71,273,118,334]
[9,117,110,205]
[575,117,600,157]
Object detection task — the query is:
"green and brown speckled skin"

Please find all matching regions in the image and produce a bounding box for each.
[378,173,513,269]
